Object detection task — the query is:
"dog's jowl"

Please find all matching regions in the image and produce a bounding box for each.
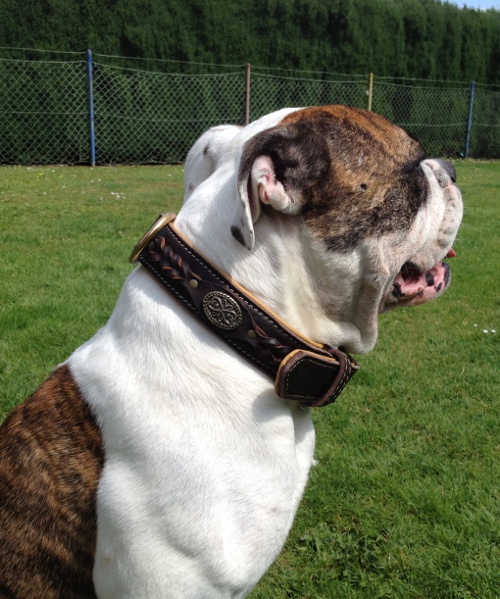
[0,106,463,598]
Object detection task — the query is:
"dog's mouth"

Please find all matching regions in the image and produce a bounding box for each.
[390,248,456,307]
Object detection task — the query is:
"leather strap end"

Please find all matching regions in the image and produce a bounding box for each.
[275,349,359,407]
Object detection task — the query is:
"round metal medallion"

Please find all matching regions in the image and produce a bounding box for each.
[202,291,242,331]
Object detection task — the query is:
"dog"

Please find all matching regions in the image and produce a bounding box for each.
[0,105,463,598]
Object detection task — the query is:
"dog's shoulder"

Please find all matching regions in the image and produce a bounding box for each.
[0,365,103,598]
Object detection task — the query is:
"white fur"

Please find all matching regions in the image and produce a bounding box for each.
[183,124,242,202]
[68,107,462,598]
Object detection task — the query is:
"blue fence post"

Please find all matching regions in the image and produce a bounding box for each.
[465,81,475,159]
[87,49,96,166]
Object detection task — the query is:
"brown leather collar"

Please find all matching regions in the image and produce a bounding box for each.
[130,213,359,407]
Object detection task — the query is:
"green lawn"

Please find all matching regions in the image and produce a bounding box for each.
[1,162,499,598]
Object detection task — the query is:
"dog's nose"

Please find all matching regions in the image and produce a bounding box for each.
[423,159,457,189]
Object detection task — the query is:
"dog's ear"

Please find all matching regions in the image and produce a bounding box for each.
[247,155,300,215]
[234,122,330,250]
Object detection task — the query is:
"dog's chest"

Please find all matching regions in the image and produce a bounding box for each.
[67,285,316,597]
[92,403,315,597]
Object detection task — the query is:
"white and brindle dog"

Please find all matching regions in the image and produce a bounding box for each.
[0,106,463,598]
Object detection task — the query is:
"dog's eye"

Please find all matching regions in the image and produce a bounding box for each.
[359,183,368,191]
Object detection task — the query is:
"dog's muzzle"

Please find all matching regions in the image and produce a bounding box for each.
[130,214,359,407]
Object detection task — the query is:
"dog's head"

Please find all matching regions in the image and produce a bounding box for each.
[185,106,463,353]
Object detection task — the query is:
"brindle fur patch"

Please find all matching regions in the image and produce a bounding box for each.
[239,105,427,252]
[0,365,103,598]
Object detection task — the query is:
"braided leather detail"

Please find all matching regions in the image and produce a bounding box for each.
[145,235,292,373]
[148,237,202,284]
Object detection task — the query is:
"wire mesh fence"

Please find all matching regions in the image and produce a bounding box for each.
[0,49,499,165]
[92,64,246,164]
[249,72,369,120]
[372,81,473,158]
[0,57,90,164]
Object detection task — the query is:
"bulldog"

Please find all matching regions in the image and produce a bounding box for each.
[0,105,463,599]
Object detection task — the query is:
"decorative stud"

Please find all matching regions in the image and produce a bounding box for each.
[202,292,242,331]
[246,329,257,339]
[188,279,199,289]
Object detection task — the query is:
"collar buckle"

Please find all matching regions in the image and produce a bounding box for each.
[130,213,177,264]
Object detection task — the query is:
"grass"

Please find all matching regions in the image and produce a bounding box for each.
[1,161,499,597]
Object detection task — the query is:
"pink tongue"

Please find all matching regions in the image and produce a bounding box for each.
[446,248,457,258]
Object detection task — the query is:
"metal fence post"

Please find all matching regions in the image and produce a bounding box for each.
[368,72,374,111]
[465,80,475,159]
[87,49,96,166]
[245,63,251,125]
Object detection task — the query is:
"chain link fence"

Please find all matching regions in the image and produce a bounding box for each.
[249,72,369,120]
[0,50,499,165]
[0,56,89,164]
[92,64,246,164]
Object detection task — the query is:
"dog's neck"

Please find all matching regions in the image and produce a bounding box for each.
[131,216,359,407]
[175,177,377,354]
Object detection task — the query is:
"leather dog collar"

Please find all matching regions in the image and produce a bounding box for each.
[130,214,359,407]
